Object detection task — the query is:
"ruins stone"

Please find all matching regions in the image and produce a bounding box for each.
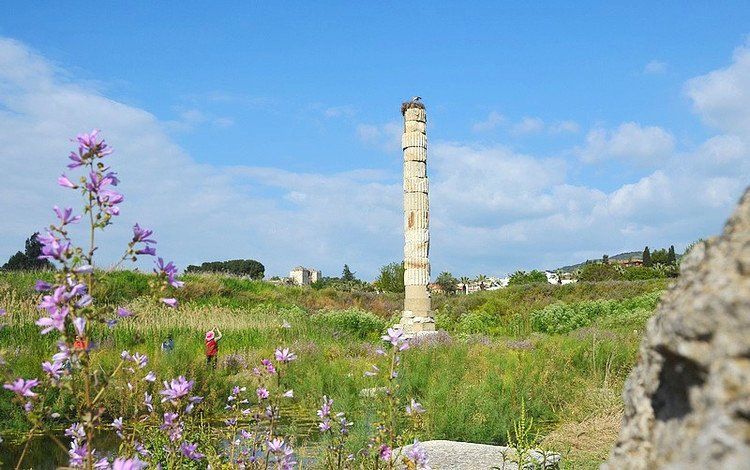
[397,99,435,335]
[397,440,560,469]
[602,187,750,469]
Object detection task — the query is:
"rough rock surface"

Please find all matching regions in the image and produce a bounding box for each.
[397,440,559,469]
[602,188,750,470]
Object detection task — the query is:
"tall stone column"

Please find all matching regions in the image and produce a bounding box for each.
[399,99,435,335]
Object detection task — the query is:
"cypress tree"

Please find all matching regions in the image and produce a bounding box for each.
[667,245,677,265]
[642,246,652,267]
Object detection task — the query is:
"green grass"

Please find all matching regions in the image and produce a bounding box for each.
[0,270,669,467]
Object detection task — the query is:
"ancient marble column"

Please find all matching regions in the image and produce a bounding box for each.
[399,99,435,335]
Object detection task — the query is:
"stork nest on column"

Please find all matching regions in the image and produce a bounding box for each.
[401,100,426,115]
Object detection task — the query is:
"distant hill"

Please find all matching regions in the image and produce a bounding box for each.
[557,251,643,273]
[557,249,684,273]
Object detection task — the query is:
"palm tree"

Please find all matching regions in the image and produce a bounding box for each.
[459,276,471,294]
[476,274,488,291]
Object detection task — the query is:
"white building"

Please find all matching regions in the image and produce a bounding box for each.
[289,266,321,286]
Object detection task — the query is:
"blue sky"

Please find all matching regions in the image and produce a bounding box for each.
[1,2,749,279]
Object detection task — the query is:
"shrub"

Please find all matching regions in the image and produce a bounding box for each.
[531,292,662,334]
[577,263,622,282]
[313,308,387,338]
[621,266,665,281]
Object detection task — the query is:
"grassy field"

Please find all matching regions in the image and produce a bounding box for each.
[0,271,670,468]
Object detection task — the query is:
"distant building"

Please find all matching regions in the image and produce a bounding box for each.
[611,258,643,268]
[289,266,321,286]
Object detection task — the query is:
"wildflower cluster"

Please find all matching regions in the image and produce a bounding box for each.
[1,130,184,469]
[316,327,431,469]
[221,348,298,468]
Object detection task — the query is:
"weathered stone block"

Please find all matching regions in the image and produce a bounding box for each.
[404,161,426,178]
[404,147,427,162]
[404,108,426,122]
[401,131,427,150]
[403,176,429,193]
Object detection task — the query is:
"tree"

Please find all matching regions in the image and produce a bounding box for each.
[602,254,609,264]
[508,270,548,286]
[1,233,53,271]
[577,263,622,282]
[642,246,652,267]
[373,262,405,293]
[459,276,471,294]
[667,245,677,265]
[341,264,356,282]
[185,259,265,279]
[651,248,669,265]
[435,271,458,294]
[475,274,488,290]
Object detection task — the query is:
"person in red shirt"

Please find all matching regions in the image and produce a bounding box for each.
[205,328,223,368]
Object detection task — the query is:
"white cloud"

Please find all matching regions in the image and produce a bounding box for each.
[686,41,750,135]
[577,122,675,164]
[356,121,401,151]
[644,60,667,75]
[323,105,356,118]
[511,116,545,135]
[548,120,580,134]
[472,111,506,132]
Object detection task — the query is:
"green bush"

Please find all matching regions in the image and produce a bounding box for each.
[621,266,666,280]
[577,263,622,282]
[313,308,386,338]
[531,292,662,334]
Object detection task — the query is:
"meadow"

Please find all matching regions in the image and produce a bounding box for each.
[0,270,669,468]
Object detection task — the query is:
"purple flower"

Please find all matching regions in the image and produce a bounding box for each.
[113,458,147,470]
[73,317,86,336]
[58,175,77,189]
[36,306,68,334]
[38,232,70,261]
[160,298,178,308]
[68,151,84,169]
[73,264,93,274]
[364,364,380,377]
[53,206,82,225]
[379,445,392,460]
[154,258,183,288]
[382,327,406,347]
[267,437,286,453]
[42,361,64,380]
[256,387,269,400]
[68,440,87,467]
[135,246,156,256]
[34,280,52,292]
[274,348,297,363]
[406,398,426,415]
[143,371,156,382]
[65,422,85,440]
[0,308,5,317]
[185,395,203,414]
[180,442,204,460]
[132,224,156,244]
[143,392,154,412]
[161,412,178,427]
[116,307,133,318]
[405,440,430,468]
[4,378,40,397]
[261,358,276,375]
[160,376,194,404]
[112,417,123,431]
[317,396,333,419]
